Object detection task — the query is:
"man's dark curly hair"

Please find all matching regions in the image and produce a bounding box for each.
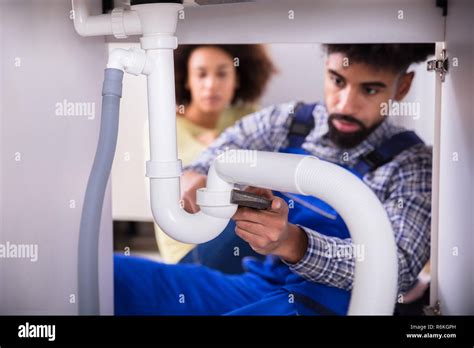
[323,44,435,73]
[174,45,277,106]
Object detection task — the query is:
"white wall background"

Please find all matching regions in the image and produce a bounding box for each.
[110,42,152,222]
[260,44,325,106]
[393,62,436,145]
[0,0,112,314]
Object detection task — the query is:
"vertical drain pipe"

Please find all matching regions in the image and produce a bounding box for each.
[78,68,124,315]
[77,47,147,315]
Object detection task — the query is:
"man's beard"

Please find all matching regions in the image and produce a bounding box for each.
[327,114,382,149]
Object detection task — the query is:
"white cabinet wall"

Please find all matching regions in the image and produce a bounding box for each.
[0,0,112,314]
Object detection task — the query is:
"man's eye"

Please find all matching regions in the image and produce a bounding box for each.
[331,75,344,87]
[364,87,378,95]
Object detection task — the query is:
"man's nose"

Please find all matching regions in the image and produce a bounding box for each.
[336,87,360,115]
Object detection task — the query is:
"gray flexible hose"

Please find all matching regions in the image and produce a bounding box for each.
[78,68,124,315]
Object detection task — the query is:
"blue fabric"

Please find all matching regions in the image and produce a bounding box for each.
[287,103,316,148]
[179,220,265,274]
[114,254,279,315]
[114,254,349,316]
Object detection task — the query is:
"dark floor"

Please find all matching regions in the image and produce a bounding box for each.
[113,220,158,253]
[394,286,430,316]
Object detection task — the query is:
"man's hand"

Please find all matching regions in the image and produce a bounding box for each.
[181,170,207,213]
[232,186,308,264]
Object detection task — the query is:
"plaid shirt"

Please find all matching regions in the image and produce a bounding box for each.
[184,102,432,295]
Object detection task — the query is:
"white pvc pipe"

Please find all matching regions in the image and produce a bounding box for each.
[150,178,236,244]
[146,43,237,244]
[297,157,398,315]
[146,49,178,162]
[72,0,141,37]
[131,3,182,36]
[212,150,398,315]
[107,47,147,75]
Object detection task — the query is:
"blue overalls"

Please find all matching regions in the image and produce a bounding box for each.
[114,103,423,315]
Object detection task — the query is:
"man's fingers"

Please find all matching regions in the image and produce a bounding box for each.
[270,197,286,213]
[235,226,267,253]
[235,220,265,236]
[182,195,199,213]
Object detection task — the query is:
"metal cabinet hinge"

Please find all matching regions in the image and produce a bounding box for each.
[423,300,442,316]
[427,49,449,82]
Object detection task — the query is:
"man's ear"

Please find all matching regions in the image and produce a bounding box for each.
[394,71,415,101]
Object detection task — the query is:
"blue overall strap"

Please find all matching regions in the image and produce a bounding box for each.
[353,131,424,177]
[287,103,316,149]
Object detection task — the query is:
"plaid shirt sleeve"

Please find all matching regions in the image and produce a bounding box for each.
[284,145,432,294]
[183,103,294,174]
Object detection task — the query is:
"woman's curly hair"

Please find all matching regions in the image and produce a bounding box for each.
[174,44,277,106]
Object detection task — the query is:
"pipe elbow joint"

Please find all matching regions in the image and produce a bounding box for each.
[148,157,237,244]
[150,180,233,244]
[72,21,89,37]
[107,47,147,75]
[196,161,238,219]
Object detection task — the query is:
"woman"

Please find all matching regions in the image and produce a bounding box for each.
[155,44,276,265]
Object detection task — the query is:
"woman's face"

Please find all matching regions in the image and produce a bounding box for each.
[186,46,238,114]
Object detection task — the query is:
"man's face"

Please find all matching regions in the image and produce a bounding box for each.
[323,53,412,148]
